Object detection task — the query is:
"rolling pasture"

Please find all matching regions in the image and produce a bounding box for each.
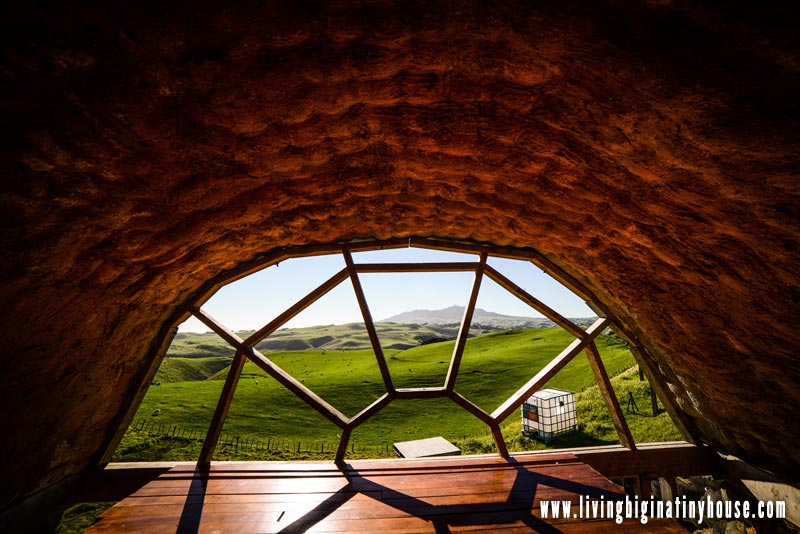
[129,327,641,450]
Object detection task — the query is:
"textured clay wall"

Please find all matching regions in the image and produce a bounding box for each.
[0,0,798,508]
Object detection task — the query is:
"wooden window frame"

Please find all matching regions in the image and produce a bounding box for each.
[96,237,700,467]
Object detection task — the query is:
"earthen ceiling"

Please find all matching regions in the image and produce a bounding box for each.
[1,0,798,508]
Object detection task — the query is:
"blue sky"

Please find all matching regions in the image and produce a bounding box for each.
[179,247,594,332]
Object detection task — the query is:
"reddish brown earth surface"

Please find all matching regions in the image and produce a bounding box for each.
[0,0,798,509]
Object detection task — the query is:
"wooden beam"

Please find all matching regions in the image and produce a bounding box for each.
[191,308,350,429]
[627,343,702,445]
[603,324,701,445]
[584,299,607,318]
[349,394,393,428]
[490,421,510,459]
[445,252,487,390]
[247,347,350,429]
[354,262,479,273]
[584,341,636,450]
[719,453,800,527]
[190,238,409,308]
[343,248,395,393]
[192,307,247,347]
[527,258,593,302]
[569,442,719,481]
[483,265,586,339]
[408,237,535,261]
[197,349,248,467]
[407,237,600,304]
[243,268,349,347]
[449,392,493,424]
[492,318,610,421]
[335,427,352,465]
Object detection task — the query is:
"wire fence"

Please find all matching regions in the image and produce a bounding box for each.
[129,419,396,455]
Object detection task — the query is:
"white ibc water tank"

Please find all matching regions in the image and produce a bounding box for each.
[521,388,577,444]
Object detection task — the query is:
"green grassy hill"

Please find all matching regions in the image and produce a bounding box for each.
[168,320,560,356]
[154,357,232,383]
[115,363,680,462]
[126,327,645,453]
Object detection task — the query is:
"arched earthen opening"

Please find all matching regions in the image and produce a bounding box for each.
[1,0,798,522]
[103,238,683,468]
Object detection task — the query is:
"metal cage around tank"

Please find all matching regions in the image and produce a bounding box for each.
[521,388,577,444]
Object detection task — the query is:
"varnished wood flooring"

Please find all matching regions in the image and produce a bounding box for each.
[88,454,688,533]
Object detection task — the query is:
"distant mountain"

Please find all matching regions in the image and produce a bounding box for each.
[382,305,597,330]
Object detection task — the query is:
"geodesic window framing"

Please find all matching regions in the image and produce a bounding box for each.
[99,237,702,467]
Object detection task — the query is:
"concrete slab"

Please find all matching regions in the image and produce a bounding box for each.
[393,436,461,458]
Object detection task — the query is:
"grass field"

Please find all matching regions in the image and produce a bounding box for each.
[154,357,232,383]
[119,327,670,459]
[114,364,680,462]
[166,321,513,358]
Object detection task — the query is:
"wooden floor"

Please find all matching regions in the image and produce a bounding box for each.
[88,454,688,533]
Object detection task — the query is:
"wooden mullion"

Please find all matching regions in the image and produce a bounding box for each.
[190,250,289,309]
[243,268,349,347]
[192,307,247,348]
[349,394,393,428]
[491,318,610,421]
[483,265,586,339]
[335,427,352,464]
[102,236,630,472]
[527,259,593,302]
[408,237,531,261]
[355,262,479,273]
[490,422,510,459]
[190,238,408,308]
[247,347,349,429]
[192,308,349,429]
[343,248,395,393]
[445,252,487,391]
[449,392,493,424]
[406,238,600,303]
[628,345,702,445]
[198,349,248,467]
[333,237,410,253]
[585,341,636,450]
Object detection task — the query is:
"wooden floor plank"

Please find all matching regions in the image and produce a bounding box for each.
[88,457,688,533]
[114,485,614,509]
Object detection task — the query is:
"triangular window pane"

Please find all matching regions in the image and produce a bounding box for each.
[249,280,385,418]
[218,360,347,460]
[359,270,475,388]
[487,256,596,321]
[113,317,235,461]
[200,254,347,333]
